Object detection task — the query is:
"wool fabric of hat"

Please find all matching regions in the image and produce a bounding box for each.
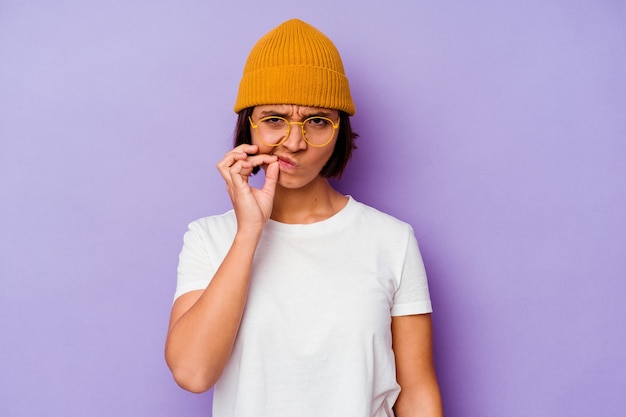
[234,19,356,116]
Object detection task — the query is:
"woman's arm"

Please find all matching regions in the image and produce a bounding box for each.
[165,230,261,393]
[165,145,278,393]
[392,314,443,417]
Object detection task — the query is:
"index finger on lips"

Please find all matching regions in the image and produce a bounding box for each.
[234,143,258,153]
[244,154,278,168]
[218,150,247,172]
[226,144,258,161]
[218,147,275,175]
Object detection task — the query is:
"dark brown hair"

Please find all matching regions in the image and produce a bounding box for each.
[233,107,358,178]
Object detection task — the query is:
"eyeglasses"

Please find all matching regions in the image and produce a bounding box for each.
[249,115,340,147]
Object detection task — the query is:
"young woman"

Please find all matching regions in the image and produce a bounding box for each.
[165,18,443,417]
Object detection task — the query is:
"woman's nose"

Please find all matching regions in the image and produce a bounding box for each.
[281,124,307,151]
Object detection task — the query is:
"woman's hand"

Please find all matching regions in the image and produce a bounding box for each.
[217,144,279,236]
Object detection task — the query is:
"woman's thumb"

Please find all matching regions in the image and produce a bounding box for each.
[262,161,279,193]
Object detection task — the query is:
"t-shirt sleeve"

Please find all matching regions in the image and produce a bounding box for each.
[174,220,220,301]
[390,227,433,316]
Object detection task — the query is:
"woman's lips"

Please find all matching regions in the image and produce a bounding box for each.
[277,156,296,169]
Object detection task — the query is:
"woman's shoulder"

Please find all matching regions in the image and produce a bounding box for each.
[185,209,237,237]
[350,197,414,234]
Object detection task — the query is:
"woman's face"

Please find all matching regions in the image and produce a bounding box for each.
[250,104,339,190]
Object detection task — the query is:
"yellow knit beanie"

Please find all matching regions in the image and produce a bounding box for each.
[234,19,356,115]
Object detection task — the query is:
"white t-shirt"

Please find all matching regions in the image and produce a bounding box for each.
[175,196,432,417]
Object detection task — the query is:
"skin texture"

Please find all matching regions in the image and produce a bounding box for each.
[165,104,443,416]
[392,314,444,417]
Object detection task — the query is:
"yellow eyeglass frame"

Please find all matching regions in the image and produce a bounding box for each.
[248,116,340,147]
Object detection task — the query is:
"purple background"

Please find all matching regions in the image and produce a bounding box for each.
[1,1,625,416]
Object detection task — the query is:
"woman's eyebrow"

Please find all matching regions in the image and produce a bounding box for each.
[257,109,335,119]
[258,110,289,117]
[302,110,333,117]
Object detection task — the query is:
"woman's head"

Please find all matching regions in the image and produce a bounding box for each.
[232,19,358,178]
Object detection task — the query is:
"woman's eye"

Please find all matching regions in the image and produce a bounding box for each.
[306,117,329,127]
[262,117,286,127]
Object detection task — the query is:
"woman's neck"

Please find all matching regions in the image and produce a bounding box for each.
[270,177,348,224]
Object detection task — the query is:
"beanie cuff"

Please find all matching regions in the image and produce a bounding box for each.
[234,65,355,115]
